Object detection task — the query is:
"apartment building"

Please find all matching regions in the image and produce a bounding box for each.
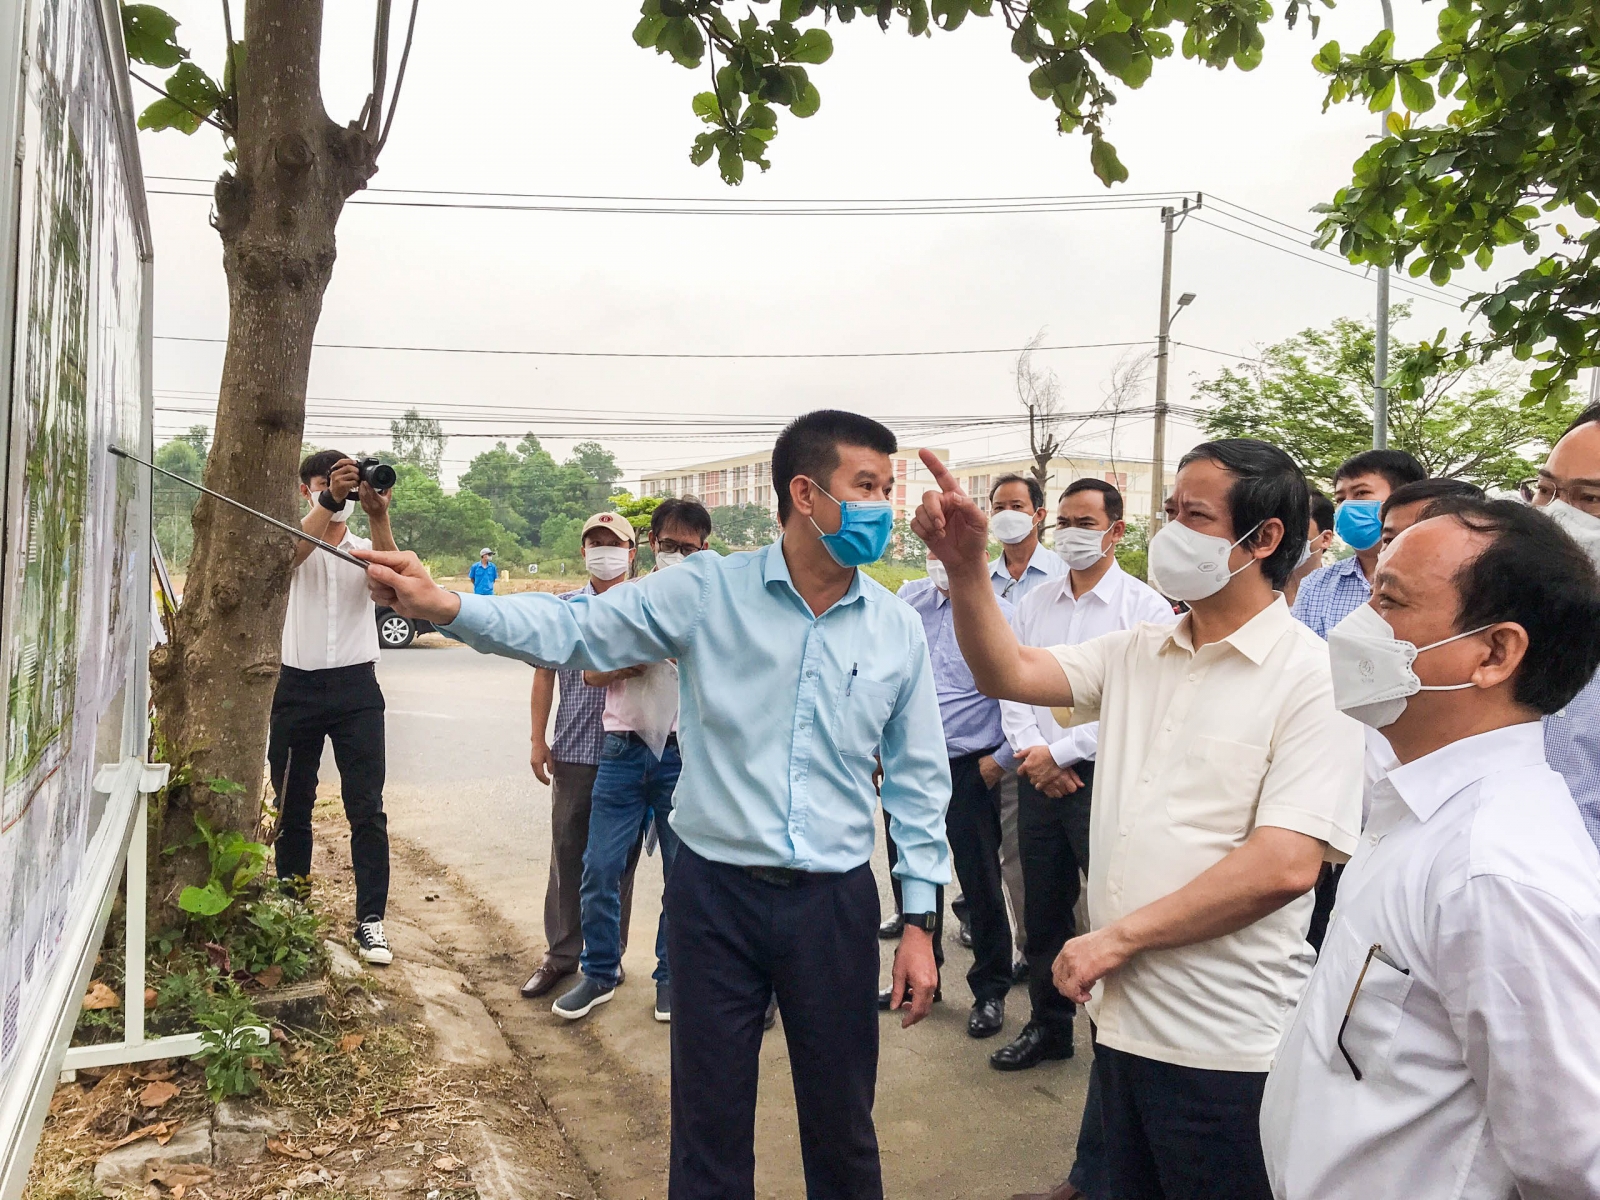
[954,453,1165,519]
[640,447,949,520]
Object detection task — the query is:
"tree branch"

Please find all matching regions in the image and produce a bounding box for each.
[129,69,230,134]
[367,0,394,139]
[377,0,421,153]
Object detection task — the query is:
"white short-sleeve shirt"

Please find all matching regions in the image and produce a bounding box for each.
[280,531,379,671]
[1047,595,1364,1072]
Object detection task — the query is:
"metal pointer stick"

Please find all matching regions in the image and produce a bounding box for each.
[109,445,371,571]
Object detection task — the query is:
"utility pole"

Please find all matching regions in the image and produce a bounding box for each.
[1150,196,1199,530]
[1373,0,1395,449]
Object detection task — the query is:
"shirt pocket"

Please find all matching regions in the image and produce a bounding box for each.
[1307,920,1413,1083]
[836,679,899,759]
[1164,734,1270,838]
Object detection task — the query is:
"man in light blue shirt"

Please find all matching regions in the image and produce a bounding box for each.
[987,473,1066,605]
[359,411,950,1200]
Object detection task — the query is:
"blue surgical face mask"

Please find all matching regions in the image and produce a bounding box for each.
[806,477,894,567]
[1334,499,1384,552]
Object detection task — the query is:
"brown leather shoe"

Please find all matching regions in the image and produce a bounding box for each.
[1011,1181,1081,1200]
[520,963,573,998]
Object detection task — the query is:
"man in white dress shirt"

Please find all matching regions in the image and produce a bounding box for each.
[915,438,1363,1200]
[993,478,1175,1076]
[269,450,398,964]
[1261,496,1600,1200]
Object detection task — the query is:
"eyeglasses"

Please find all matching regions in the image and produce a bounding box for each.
[1519,477,1600,515]
[655,539,704,556]
[1337,942,1409,1081]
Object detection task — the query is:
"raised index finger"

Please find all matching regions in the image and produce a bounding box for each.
[919,448,963,495]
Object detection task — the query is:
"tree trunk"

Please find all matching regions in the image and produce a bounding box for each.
[148,0,376,917]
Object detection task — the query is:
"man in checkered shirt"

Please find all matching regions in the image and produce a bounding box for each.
[520,513,645,998]
[1526,403,1600,851]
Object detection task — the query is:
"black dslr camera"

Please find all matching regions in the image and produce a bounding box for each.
[354,457,397,492]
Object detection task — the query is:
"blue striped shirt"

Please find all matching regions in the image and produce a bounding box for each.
[1291,555,1371,639]
[549,585,607,765]
[1545,669,1600,852]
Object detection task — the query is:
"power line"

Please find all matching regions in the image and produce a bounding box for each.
[154,334,1152,360]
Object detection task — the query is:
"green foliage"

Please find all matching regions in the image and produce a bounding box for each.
[194,982,279,1102]
[458,436,621,546]
[638,0,1287,186]
[385,462,530,564]
[121,3,187,68]
[153,429,207,568]
[1196,314,1579,489]
[707,502,780,548]
[388,409,447,480]
[1115,517,1149,581]
[613,491,665,534]
[1311,0,1600,402]
[170,812,267,919]
[122,4,228,137]
[539,514,584,560]
[889,515,927,566]
[232,894,323,979]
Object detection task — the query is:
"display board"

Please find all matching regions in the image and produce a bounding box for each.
[0,0,153,1194]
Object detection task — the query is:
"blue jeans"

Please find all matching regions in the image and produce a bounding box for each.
[579,733,682,987]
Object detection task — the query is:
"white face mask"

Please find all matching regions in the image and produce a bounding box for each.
[1327,603,1491,729]
[1146,519,1261,602]
[925,559,949,591]
[655,550,687,569]
[309,490,358,523]
[1055,526,1111,572]
[989,509,1037,545]
[1541,499,1600,568]
[585,545,630,581]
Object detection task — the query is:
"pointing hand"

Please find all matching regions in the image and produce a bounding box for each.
[910,449,989,572]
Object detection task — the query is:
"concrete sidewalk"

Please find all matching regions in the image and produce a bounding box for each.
[365,640,1091,1199]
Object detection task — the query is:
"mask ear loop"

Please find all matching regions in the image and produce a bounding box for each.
[1219,522,1265,582]
[804,477,842,541]
[1412,624,1496,692]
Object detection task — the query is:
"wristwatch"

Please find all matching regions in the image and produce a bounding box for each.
[901,912,937,933]
[318,488,348,512]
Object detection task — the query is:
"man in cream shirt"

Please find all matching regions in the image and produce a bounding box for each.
[914,438,1362,1200]
[1260,497,1600,1199]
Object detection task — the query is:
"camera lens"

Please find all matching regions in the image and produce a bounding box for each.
[367,462,397,491]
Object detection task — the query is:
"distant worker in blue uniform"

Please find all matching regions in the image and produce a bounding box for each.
[468,547,499,595]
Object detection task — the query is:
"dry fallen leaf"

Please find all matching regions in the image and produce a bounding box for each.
[373,1131,394,1145]
[310,1144,336,1158]
[336,1033,364,1054]
[266,1138,312,1161]
[254,965,284,989]
[431,1155,462,1172]
[145,1165,213,1188]
[138,1081,180,1108]
[110,1122,171,1150]
[82,981,120,1010]
[381,1119,400,1131]
[143,987,158,1009]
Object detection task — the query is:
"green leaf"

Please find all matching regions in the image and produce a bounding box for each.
[166,62,222,113]
[1368,74,1396,113]
[1396,72,1434,114]
[786,27,834,63]
[1088,32,1134,79]
[205,775,246,796]
[692,91,723,124]
[689,131,719,166]
[1089,136,1128,187]
[122,4,188,68]
[632,13,670,48]
[716,139,746,185]
[932,0,969,30]
[178,881,233,917]
[137,97,201,135]
[791,80,821,118]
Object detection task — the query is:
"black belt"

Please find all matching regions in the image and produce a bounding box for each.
[742,865,816,888]
[623,731,678,749]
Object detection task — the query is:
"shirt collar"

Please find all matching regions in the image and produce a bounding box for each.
[989,542,1053,581]
[1332,554,1367,580]
[1162,594,1294,665]
[1384,722,1548,823]
[762,536,866,613]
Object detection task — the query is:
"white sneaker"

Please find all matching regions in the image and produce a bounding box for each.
[355,919,393,965]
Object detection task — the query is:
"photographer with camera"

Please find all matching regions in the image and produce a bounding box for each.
[269,450,399,964]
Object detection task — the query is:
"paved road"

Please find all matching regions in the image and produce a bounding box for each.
[360,638,1091,1199]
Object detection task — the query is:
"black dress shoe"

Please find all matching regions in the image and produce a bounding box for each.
[989,1020,1072,1071]
[520,962,574,998]
[967,996,1005,1038]
[878,914,905,939]
[877,984,942,1010]
[958,914,974,948]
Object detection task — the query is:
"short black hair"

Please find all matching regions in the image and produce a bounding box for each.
[1418,496,1600,714]
[1333,448,1427,492]
[1309,489,1336,535]
[300,449,348,486]
[1177,438,1309,590]
[1380,477,1484,520]
[1564,402,1600,435]
[1062,477,1124,524]
[651,496,712,541]
[990,473,1045,510]
[771,410,897,523]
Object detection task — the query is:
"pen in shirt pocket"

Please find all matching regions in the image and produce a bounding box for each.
[847,662,858,696]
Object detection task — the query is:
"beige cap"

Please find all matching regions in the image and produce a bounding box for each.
[581,511,636,545]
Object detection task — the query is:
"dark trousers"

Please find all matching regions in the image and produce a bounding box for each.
[944,749,1012,1002]
[1094,1042,1272,1200]
[1307,862,1342,953]
[268,662,389,922]
[1067,1028,1109,1200]
[882,811,944,971]
[1018,763,1094,1037]
[544,761,640,972]
[666,845,883,1200]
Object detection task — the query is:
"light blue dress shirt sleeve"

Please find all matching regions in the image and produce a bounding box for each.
[440,560,708,670]
[878,626,954,914]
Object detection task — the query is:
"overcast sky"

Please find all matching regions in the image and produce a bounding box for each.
[139,2,1504,491]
